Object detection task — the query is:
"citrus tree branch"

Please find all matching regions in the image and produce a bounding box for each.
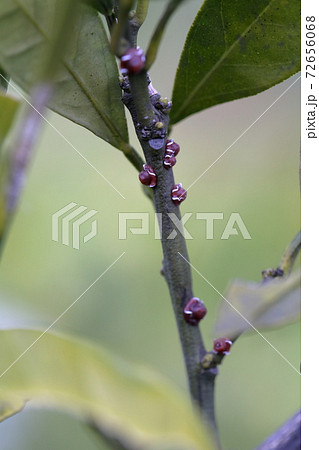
[121,66,218,441]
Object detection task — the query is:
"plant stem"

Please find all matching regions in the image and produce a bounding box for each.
[0,84,52,253]
[256,410,301,450]
[278,230,301,275]
[0,1,78,253]
[122,69,219,438]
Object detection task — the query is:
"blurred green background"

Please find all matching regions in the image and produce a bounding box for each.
[0,0,300,449]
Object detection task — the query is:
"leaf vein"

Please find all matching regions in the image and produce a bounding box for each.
[174,0,277,119]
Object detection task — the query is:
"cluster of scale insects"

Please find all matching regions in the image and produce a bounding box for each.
[138,139,187,205]
[120,47,187,205]
[120,47,232,356]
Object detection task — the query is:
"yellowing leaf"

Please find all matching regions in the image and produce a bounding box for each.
[0,329,216,450]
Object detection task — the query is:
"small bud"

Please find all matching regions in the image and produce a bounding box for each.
[120,47,145,75]
[166,139,180,156]
[213,338,232,355]
[183,297,207,326]
[201,353,214,369]
[155,98,172,114]
[171,183,187,205]
[155,121,164,129]
[162,101,173,114]
[138,164,156,188]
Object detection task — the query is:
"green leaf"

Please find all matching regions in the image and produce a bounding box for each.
[171,0,301,124]
[214,270,300,339]
[0,1,128,150]
[0,329,216,450]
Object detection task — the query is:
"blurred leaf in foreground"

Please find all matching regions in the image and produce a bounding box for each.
[0,329,216,450]
[0,94,19,150]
